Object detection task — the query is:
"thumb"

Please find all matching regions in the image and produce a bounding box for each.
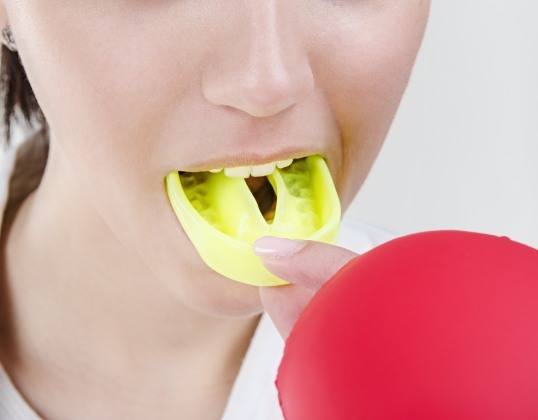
[253,236,359,289]
[253,236,359,340]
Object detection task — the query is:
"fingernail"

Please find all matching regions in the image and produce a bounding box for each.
[253,236,307,259]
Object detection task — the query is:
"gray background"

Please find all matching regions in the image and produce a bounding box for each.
[349,0,538,248]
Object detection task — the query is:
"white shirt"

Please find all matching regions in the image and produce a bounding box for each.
[0,132,396,420]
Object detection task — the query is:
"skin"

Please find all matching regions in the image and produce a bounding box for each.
[0,1,430,419]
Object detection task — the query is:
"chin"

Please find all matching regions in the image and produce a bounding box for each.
[179,267,265,319]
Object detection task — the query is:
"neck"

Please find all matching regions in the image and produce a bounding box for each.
[0,138,262,400]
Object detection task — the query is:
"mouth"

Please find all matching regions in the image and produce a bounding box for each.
[176,172,278,223]
[179,158,293,223]
[246,175,277,223]
[164,154,341,286]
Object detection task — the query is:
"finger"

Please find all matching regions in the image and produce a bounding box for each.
[258,282,316,340]
[253,236,359,290]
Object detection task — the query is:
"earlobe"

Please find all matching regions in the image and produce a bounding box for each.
[1,25,16,52]
[0,3,16,53]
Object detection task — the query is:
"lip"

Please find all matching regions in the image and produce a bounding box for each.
[171,143,342,200]
[178,146,329,174]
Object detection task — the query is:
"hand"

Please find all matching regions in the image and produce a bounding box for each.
[253,236,359,341]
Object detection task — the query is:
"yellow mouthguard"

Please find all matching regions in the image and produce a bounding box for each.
[164,155,341,287]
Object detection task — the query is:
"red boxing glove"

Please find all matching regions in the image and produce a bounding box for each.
[276,230,538,420]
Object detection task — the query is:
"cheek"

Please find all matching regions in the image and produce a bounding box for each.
[308,3,429,206]
[317,4,427,130]
[12,2,209,185]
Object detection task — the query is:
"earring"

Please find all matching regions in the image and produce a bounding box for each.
[1,25,17,52]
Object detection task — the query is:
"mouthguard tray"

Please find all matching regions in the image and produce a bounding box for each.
[164,155,341,287]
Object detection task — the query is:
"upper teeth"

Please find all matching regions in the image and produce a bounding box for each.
[209,158,293,178]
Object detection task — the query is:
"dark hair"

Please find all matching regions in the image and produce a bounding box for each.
[1,45,48,150]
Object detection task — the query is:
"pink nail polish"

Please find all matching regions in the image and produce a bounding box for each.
[253,236,307,259]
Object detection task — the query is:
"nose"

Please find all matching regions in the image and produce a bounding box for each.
[202,1,315,118]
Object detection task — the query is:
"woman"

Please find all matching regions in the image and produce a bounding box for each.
[0,1,430,419]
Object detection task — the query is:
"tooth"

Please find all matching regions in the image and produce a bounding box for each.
[209,168,222,173]
[276,158,293,169]
[250,162,276,177]
[224,166,251,178]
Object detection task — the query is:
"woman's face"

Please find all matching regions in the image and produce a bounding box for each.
[3,1,429,317]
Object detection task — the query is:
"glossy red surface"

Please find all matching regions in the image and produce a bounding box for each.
[277,230,538,420]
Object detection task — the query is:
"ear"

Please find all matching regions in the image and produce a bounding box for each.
[0,3,8,59]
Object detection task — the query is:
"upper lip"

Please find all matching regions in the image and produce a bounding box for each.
[179,146,326,172]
